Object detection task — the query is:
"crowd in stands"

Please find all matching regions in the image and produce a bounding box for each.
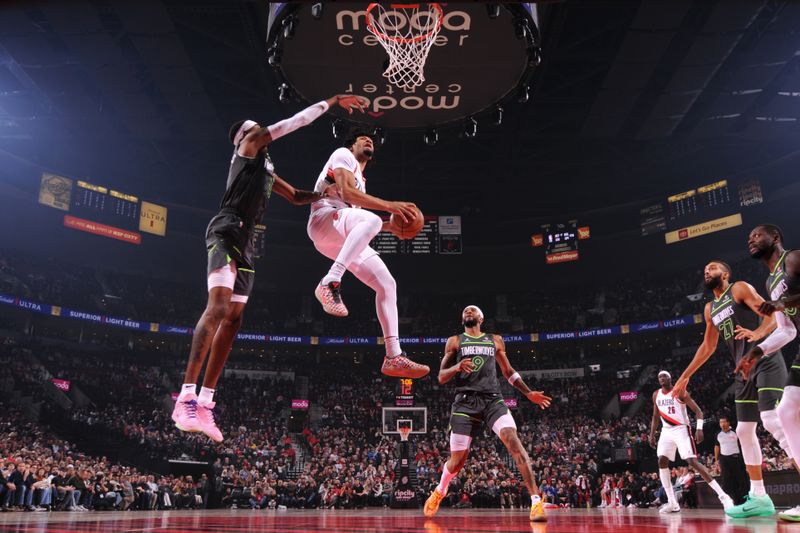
[0,249,797,513]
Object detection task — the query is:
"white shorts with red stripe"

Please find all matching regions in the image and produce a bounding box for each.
[657,424,696,461]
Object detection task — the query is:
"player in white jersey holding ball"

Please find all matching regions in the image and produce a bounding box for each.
[307,129,429,379]
[649,370,734,513]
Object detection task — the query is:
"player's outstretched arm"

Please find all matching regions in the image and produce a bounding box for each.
[238,95,368,157]
[271,174,321,206]
[493,335,551,409]
[673,303,718,397]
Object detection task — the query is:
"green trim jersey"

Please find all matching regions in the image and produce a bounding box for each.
[221,148,276,232]
[766,251,800,331]
[454,333,500,394]
[709,284,759,365]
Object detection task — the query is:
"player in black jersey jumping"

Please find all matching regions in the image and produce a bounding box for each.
[423,305,551,522]
[673,260,789,517]
[171,94,368,443]
[739,224,800,521]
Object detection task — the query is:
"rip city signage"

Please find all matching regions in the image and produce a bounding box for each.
[269,3,537,128]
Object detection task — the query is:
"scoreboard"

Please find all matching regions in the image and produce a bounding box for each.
[640,178,764,240]
[543,221,579,264]
[395,378,415,406]
[39,173,167,244]
[370,215,462,254]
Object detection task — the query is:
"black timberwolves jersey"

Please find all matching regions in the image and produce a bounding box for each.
[454,333,500,394]
[220,148,275,230]
[709,283,759,365]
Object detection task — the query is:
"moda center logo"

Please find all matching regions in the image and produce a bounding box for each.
[334,8,471,115]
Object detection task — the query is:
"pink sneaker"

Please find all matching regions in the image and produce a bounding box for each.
[381,352,430,379]
[197,401,223,443]
[172,394,202,433]
[315,281,348,317]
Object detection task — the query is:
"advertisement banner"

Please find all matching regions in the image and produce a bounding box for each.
[522,368,585,379]
[39,173,73,211]
[51,378,71,392]
[64,215,141,245]
[291,399,310,410]
[665,213,742,244]
[619,391,639,402]
[140,201,168,236]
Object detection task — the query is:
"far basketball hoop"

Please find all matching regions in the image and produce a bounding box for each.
[366,3,443,90]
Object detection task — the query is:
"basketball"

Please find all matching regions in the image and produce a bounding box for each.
[388,206,425,240]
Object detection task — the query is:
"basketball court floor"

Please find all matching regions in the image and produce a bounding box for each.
[0,508,793,533]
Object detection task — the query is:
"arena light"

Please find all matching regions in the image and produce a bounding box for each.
[282,16,297,40]
[494,105,503,126]
[464,117,477,138]
[517,84,531,104]
[514,18,530,40]
[267,45,281,68]
[373,127,386,147]
[278,83,291,103]
[528,47,542,67]
[486,3,501,19]
[424,128,438,146]
[311,3,324,19]
[331,118,345,139]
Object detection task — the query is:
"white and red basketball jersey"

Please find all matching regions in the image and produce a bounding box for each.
[655,388,689,427]
[312,147,366,210]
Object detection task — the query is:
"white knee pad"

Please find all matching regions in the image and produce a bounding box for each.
[736,421,762,466]
[491,413,517,437]
[450,433,473,452]
[761,409,790,453]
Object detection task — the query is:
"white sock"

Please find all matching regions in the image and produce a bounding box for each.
[660,468,677,505]
[385,336,402,358]
[322,262,347,286]
[531,494,541,505]
[709,479,727,498]
[751,479,766,497]
[436,463,456,496]
[198,386,215,405]
[179,384,196,400]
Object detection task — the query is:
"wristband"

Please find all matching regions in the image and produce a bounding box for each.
[696,419,704,430]
[507,372,520,385]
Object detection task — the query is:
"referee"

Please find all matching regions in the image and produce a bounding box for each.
[716,416,748,504]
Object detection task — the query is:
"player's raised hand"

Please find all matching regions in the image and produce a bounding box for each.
[387,201,417,224]
[734,325,759,342]
[672,377,689,399]
[457,358,475,374]
[526,391,552,409]
[334,95,368,114]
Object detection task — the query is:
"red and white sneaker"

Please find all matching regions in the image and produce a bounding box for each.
[381,352,430,379]
[197,401,223,443]
[315,281,348,317]
[172,394,202,433]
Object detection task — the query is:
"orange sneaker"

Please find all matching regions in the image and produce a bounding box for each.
[424,489,445,518]
[530,499,547,522]
[382,353,430,379]
[315,281,348,317]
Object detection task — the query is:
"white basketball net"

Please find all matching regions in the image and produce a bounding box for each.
[366,3,443,90]
[398,426,412,442]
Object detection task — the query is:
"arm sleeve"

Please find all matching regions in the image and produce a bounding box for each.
[267,100,330,141]
[757,310,797,355]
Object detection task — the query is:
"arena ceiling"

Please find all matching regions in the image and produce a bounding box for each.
[1,0,799,228]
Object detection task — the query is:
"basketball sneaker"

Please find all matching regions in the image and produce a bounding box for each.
[779,505,800,522]
[724,493,775,518]
[172,394,202,433]
[315,281,348,317]
[658,502,680,514]
[529,499,547,522]
[197,401,223,443]
[382,352,430,379]
[423,489,444,518]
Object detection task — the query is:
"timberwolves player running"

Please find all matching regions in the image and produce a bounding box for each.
[649,371,733,513]
[673,260,786,517]
[739,224,800,521]
[172,94,368,442]
[424,306,551,522]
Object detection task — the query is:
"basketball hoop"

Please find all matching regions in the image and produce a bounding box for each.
[398,425,412,442]
[366,3,443,90]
